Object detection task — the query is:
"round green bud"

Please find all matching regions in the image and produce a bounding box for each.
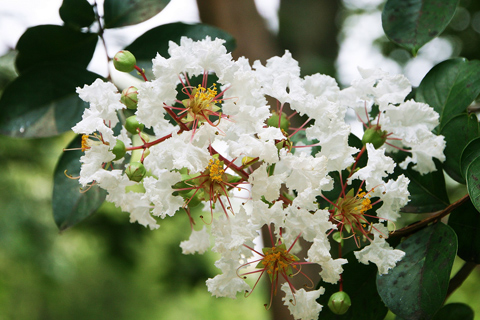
[125,115,144,134]
[121,86,138,110]
[126,162,146,182]
[267,112,290,132]
[113,50,136,72]
[362,125,387,149]
[112,139,126,161]
[328,291,352,315]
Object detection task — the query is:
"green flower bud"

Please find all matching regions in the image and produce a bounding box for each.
[362,125,387,149]
[328,291,352,315]
[121,86,138,110]
[125,115,144,134]
[126,162,146,182]
[113,50,136,72]
[267,112,290,132]
[112,139,126,161]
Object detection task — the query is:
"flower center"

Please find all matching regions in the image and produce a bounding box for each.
[258,243,299,281]
[208,158,225,183]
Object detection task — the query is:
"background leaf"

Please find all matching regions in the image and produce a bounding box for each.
[448,198,480,263]
[376,222,457,320]
[316,252,388,320]
[125,22,236,77]
[460,137,480,179]
[440,113,479,183]
[103,0,170,28]
[466,156,480,213]
[432,303,474,320]
[59,0,96,29]
[382,0,459,55]
[416,58,480,130]
[15,25,97,74]
[0,64,101,138]
[53,135,107,231]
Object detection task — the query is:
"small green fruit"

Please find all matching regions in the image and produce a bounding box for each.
[112,139,126,161]
[113,50,136,72]
[328,291,352,315]
[267,112,290,132]
[121,86,138,110]
[362,125,387,149]
[126,162,146,182]
[125,115,144,134]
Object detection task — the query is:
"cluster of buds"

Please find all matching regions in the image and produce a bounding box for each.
[69,38,445,319]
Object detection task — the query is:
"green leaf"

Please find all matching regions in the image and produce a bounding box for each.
[15,25,97,74]
[0,63,101,138]
[416,58,480,130]
[382,0,459,55]
[53,135,107,231]
[59,0,96,29]
[376,222,458,320]
[125,22,236,77]
[440,113,479,183]
[448,198,480,263]
[103,0,170,28]
[432,303,474,320]
[460,137,480,180]
[466,156,480,213]
[316,252,388,320]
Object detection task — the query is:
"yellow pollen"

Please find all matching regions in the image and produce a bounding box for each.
[81,135,90,152]
[208,159,224,182]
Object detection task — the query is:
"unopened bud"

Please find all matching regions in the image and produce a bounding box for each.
[112,139,126,160]
[328,291,351,315]
[362,125,387,149]
[121,86,138,110]
[113,50,136,72]
[126,162,146,182]
[125,115,144,134]
[267,112,290,132]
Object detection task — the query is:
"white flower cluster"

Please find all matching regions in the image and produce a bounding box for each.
[71,37,445,319]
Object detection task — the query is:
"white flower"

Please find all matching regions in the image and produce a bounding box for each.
[206,257,250,299]
[281,283,325,320]
[180,226,210,254]
[79,144,115,187]
[376,174,410,221]
[143,173,184,219]
[248,163,287,202]
[354,223,405,274]
[307,237,347,284]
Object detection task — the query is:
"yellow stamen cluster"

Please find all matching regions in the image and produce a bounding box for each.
[208,158,225,182]
[190,84,221,114]
[354,190,373,214]
[261,245,297,277]
[81,135,90,152]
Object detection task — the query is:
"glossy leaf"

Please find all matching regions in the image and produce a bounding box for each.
[53,136,107,231]
[440,113,479,183]
[382,0,458,55]
[448,198,480,263]
[316,252,388,320]
[59,0,96,29]
[460,137,480,179]
[125,22,236,77]
[416,58,480,130]
[466,156,480,213]
[15,25,97,74]
[432,303,474,320]
[0,63,101,138]
[376,222,457,320]
[103,0,170,28]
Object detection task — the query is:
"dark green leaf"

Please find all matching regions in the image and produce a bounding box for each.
[416,58,480,130]
[53,135,107,231]
[103,0,170,28]
[0,63,101,138]
[15,25,97,74]
[440,113,479,183]
[376,222,457,320]
[59,0,96,29]
[466,156,480,213]
[448,198,480,263]
[316,252,388,320]
[125,22,236,77]
[460,137,480,180]
[382,0,459,55]
[432,303,474,320]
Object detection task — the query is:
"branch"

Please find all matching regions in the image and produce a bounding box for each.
[446,261,478,300]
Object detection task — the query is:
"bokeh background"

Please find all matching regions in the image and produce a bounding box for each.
[1,0,480,319]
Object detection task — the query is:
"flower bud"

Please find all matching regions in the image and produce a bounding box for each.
[126,162,146,182]
[267,112,290,132]
[125,115,144,134]
[113,50,136,72]
[112,139,126,161]
[362,125,387,149]
[121,86,138,110]
[328,291,351,315]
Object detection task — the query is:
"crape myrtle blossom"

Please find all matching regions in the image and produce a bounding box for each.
[68,37,447,319]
